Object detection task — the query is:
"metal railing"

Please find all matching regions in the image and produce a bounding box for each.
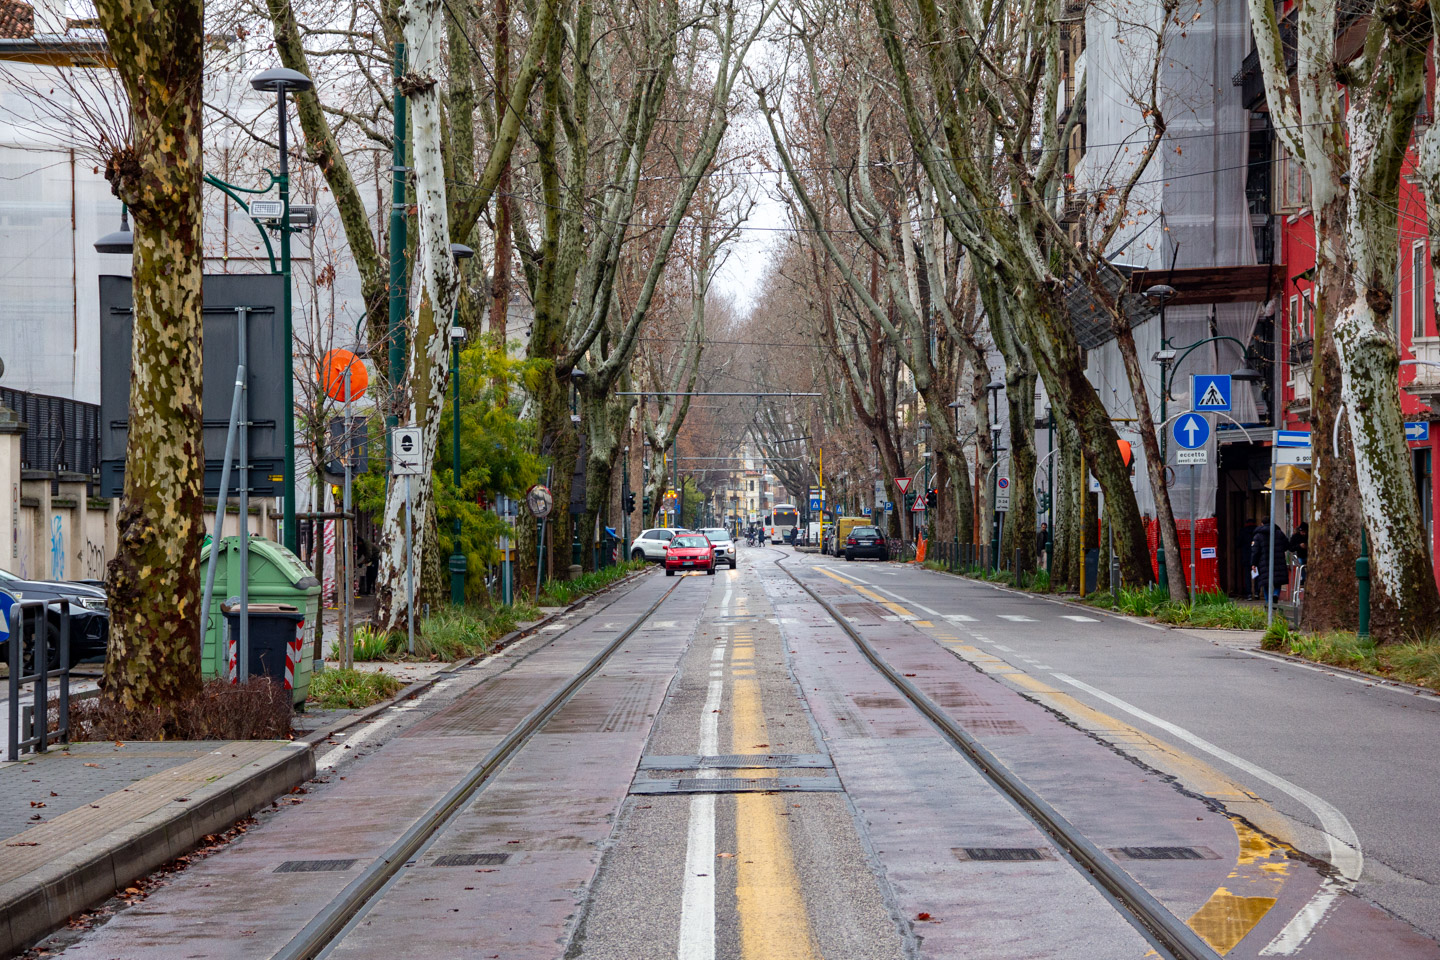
[6,598,74,761]
[0,387,102,477]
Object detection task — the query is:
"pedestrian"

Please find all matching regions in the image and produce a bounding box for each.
[1035,522,1049,570]
[1240,517,1258,598]
[1249,515,1290,603]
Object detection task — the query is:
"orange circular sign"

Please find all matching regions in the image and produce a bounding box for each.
[319,349,368,402]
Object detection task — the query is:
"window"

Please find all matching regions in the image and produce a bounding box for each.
[1414,241,1429,339]
[1274,141,1310,213]
[1302,289,1315,340]
[1289,294,1301,347]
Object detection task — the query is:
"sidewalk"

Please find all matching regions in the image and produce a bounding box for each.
[0,738,313,955]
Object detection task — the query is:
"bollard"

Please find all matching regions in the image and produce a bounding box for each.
[1357,528,1371,639]
[1156,543,1168,593]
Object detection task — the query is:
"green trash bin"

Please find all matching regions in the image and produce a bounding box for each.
[200,536,321,706]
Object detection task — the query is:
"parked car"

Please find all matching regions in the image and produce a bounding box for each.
[843,526,890,562]
[631,528,686,562]
[698,528,738,569]
[664,534,716,576]
[0,568,110,665]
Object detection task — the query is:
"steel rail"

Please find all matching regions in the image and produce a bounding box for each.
[273,575,681,960]
[773,553,1221,960]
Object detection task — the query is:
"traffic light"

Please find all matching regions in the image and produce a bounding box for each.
[643,494,651,517]
[926,488,938,510]
[624,491,636,513]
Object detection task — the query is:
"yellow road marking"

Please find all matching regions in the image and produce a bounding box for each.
[731,656,820,959]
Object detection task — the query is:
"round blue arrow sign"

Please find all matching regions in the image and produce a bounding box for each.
[1173,413,1210,450]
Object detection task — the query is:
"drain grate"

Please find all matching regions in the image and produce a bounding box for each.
[957,847,1048,862]
[432,853,511,867]
[639,753,833,770]
[274,859,358,873]
[1111,846,1216,861]
[631,776,843,794]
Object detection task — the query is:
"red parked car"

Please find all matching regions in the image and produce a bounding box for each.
[664,534,717,576]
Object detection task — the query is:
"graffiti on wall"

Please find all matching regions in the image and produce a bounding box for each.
[85,539,106,579]
[50,515,64,580]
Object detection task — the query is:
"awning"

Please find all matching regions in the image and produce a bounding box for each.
[1263,464,1312,492]
[1127,265,1287,306]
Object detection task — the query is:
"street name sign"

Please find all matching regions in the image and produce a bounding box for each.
[391,426,424,475]
[1276,447,1312,465]
[1406,421,1430,443]
[1193,374,1232,412]
[1173,413,1210,450]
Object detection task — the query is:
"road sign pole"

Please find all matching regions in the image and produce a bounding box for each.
[1266,446,1278,625]
[1190,463,1198,604]
[406,474,415,654]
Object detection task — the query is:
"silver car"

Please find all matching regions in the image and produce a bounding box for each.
[699,528,738,569]
[631,528,687,562]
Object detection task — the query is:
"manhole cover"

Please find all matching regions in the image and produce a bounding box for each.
[432,853,511,866]
[957,847,1049,862]
[274,859,358,873]
[632,776,843,794]
[1110,846,1217,861]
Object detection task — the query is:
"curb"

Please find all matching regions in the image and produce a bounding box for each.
[0,741,314,957]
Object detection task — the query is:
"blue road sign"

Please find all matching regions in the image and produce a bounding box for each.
[1275,429,1312,447]
[1406,421,1430,443]
[884,501,894,511]
[0,587,14,647]
[1193,374,1232,412]
[1173,413,1210,450]
[862,506,872,516]
[809,497,823,511]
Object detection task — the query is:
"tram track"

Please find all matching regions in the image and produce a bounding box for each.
[272,572,681,960]
[772,550,1222,960]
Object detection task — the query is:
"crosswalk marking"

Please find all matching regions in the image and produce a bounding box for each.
[1061,615,1099,622]
[944,614,978,622]
[998,615,1036,622]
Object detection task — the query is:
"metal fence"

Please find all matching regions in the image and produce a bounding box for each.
[0,387,102,477]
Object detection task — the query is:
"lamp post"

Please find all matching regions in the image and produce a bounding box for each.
[251,67,315,555]
[917,419,930,541]
[447,243,474,605]
[986,378,1005,569]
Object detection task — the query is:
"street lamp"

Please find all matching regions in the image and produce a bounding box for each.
[447,242,474,605]
[94,206,133,254]
[251,66,315,555]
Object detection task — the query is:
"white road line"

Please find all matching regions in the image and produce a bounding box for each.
[944,614,978,622]
[993,644,1015,652]
[998,614,1036,622]
[1050,673,1363,955]
[678,585,728,960]
[1061,615,1099,622]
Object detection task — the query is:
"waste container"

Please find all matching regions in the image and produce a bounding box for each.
[200,536,320,706]
[222,602,306,690]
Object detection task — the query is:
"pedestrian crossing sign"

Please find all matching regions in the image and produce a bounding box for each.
[1192,374,1231,412]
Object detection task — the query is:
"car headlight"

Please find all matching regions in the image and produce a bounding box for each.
[77,598,108,612]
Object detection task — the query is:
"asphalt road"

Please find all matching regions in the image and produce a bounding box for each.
[28,546,1440,960]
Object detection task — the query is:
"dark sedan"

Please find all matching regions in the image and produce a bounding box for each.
[0,568,109,665]
[843,526,890,562]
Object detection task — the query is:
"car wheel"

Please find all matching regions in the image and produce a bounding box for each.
[880,552,890,562]
[730,560,737,569]
[845,552,853,561]
[632,549,645,561]
[707,566,716,576]
[666,568,675,576]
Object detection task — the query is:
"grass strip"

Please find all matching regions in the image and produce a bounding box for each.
[1261,624,1440,692]
[309,668,405,709]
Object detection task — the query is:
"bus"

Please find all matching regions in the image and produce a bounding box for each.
[765,504,800,543]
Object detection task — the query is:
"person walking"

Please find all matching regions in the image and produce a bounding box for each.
[1250,516,1290,603]
[1035,522,1050,571]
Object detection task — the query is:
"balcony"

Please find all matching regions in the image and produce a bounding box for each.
[1406,337,1440,400]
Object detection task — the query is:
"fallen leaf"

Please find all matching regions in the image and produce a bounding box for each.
[84,762,100,768]
[30,801,46,808]
[7,841,40,847]
[717,852,736,858]
[917,912,932,921]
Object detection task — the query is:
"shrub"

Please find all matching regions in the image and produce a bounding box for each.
[351,625,400,661]
[537,560,646,607]
[68,678,293,741]
[309,668,404,710]
[1028,569,1051,593]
